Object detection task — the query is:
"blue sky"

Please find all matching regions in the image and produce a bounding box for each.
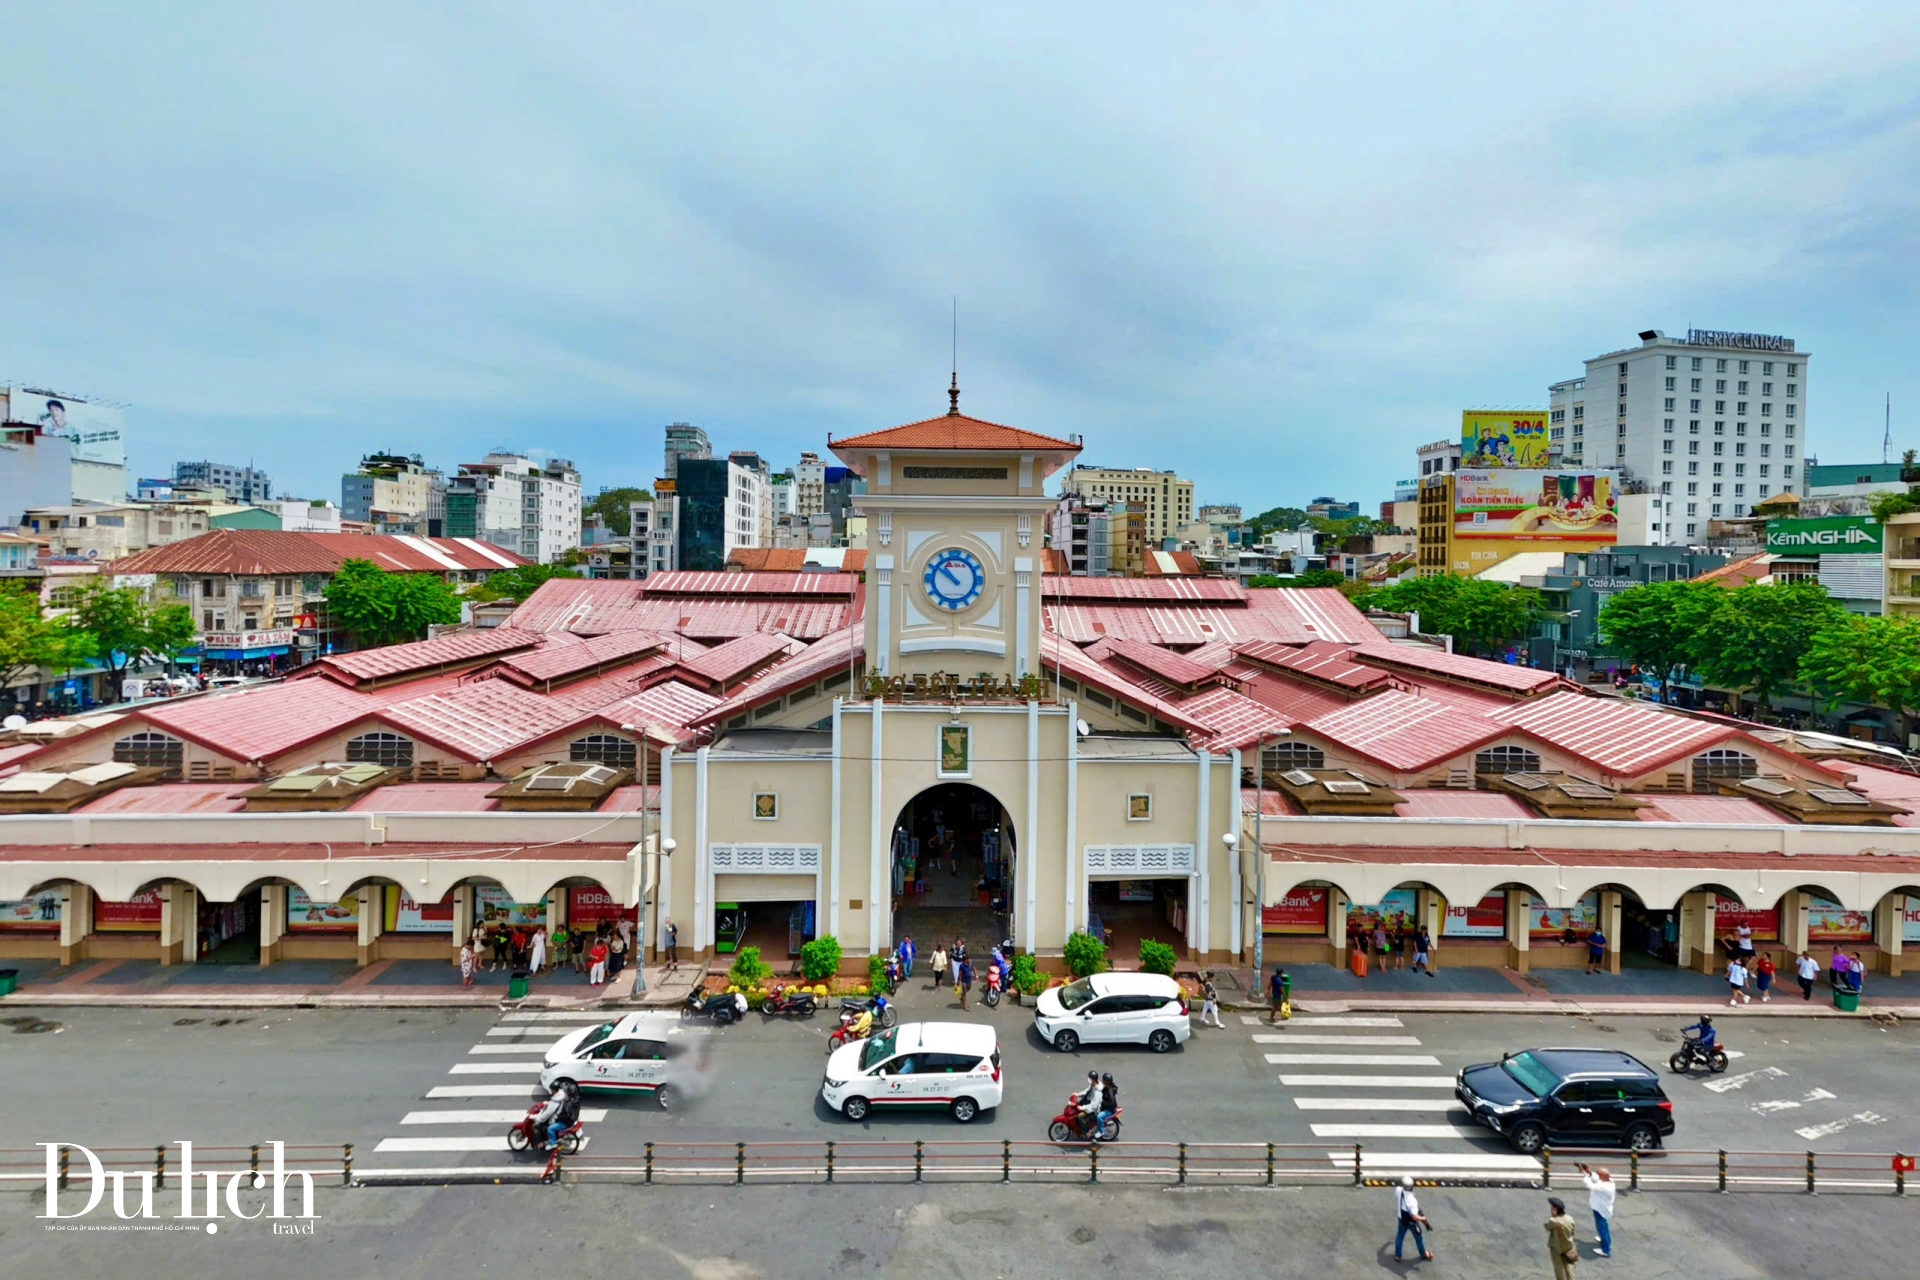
[2,2,1917,514]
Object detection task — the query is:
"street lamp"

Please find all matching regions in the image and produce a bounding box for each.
[1251,730,1290,979]
[621,722,667,997]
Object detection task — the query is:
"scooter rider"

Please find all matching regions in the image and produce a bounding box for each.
[1076,1070,1101,1138]
[531,1083,570,1150]
[1680,1013,1716,1056]
[1096,1072,1119,1137]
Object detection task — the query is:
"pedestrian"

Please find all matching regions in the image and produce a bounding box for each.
[1829,946,1848,989]
[1200,971,1225,1027]
[952,938,967,987]
[1847,952,1866,993]
[930,943,949,989]
[664,919,678,968]
[957,956,974,1010]
[901,934,916,981]
[1578,1164,1615,1258]
[459,939,475,989]
[1796,949,1819,1000]
[1546,1196,1579,1280]
[1394,1175,1434,1262]
[608,930,627,979]
[510,926,529,969]
[1754,950,1775,1003]
[529,925,547,977]
[549,922,568,974]
[1392,921,1410,971]
[1734,921,1755,962]
[489,922,511,972]
[588,937,609,987]
[1585,927,1607,975]
[571,925,588,974]
[1267,964,1289,1023]
[1725,956,1750,1006]
[1413,928,1434,977]
[1372,922,1388,960]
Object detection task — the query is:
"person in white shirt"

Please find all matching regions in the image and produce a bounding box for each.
[1726,957,1750,1006]
[1579,1164,1616,1257]
[1796,951,1820,1001]
[1394,1176,1433,1262]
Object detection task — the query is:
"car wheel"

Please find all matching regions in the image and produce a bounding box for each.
[655,1084,674,1112]
[951,1097,978,1123]
[1048,1120,1073,1143]
[1054,1029,1080,1053]
[1148,1029,1176,1054]
[1510,1122,1547,1155]
[1668,1052,1689,1073]
[841,1096,870,1122]
[1626,1123,1660,1152]
[506,1127,531,1152]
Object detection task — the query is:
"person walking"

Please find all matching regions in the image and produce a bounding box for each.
[664,919,678,969]
[1754,951,1776,1003]
[1585,927,1608,975]
[1578,1164,1615,1258]
[951,938,967,987]
[1394,1176,1433,1262]
[900,934,916,982]
[1413,927,1434,977]
[957,955,974,1010]
[587,937,609,988]
[1726,955,1751,1006]
[1547,1196,1579,1280]
[529,925,548,977]
[1267,965,1289,1023]
[459,939,476,990]
[1199,972,1225,1028]
[1796,950,1818,1001]
[930,943,949,989]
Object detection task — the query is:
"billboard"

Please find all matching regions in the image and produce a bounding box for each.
[1462,411,1550,468]
[287,888,360,932]
[7,389,125,466]
[1766,516,1882,555]
[1261,887,1329,935]
[1454,470,1618,543]
[1714,896,1780,943]
[1529,891,1599,940]
[1805,894,1872,944]
[1441,893,1507,939]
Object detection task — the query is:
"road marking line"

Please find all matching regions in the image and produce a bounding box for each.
[1256,1016,1405,1027]
[1293,1099,1466,1113]
[1278,1075,1455,1088]
[469,1042,562,1054]
[1795,1112,1886,1142]
[1308,1123,1479,1139]
[486,1026,583,1037]
[1327,1151,1542,1170]
[448,1063,545,1074]
[1265,1054,1443,1066]
[426,1086,544,1099]
[1802,1088,1836,1102]
[400,1109,609,1125]
[497,1012,618,1023]
[1752,1100,1800,1115]
[1701,1065,1787,1093]
[1251,1034,1423,1046]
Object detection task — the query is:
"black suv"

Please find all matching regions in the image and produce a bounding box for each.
[1456,1048,1674,1154]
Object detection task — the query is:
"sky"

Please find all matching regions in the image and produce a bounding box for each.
[3,1,1918,515]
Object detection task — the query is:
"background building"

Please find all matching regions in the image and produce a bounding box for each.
[1059,465,1193,545]
[340,453,446,535]
[795,451,826,516]
[1807,461,1904,505]
[176,459,271,504]
[444,453,581,563]
[673,456,770,571]
[663,423,711,480]
[3,388,128,512]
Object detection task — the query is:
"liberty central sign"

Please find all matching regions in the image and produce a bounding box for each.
[1686,328,1795,352]
[1766,516,1882,554]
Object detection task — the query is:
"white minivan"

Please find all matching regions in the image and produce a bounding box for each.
[541,1012,698,1108]
[822,1021,1003,1123]
[1033,972,1191,1053]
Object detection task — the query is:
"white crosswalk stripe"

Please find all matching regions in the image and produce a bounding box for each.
[1328,1150,1543,1180]
[497,1011,615,1023]
[400,1109,609,1125]
[447,1062,546,1074]
[1278,1075,1455,1088]
[372,1135,592,1154]
[1293,1099,1466,1113]
[1265,1053,1442,1066]
[469,1042,562,1054]
[1239,1014,1405,1027]
[1251,1034,1424,1045]
[1309,1123,1477,1138]
[426,1085,544,1099]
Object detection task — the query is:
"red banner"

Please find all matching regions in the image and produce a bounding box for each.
[1714,896,1780,943]
[95,890,164,931]
[568,887,637,927]
[1262,887,1328,936]
[1443,893,1507,939]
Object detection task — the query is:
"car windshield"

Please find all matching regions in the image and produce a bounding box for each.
[1500,1052,1561,1098]
[858,1027,900,1071]
[1056,978,1098,1010]
[575,1022,620,1053]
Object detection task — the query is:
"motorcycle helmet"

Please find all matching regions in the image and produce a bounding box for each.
[1700,1013,1713,1025]
[1087,1070,1100,1084]
[1100,1073,1114,1086]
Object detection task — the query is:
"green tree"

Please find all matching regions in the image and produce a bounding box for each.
[63,579,196,700]
[1309,515,1391,539]
[587,486,652,536]
[0,588,97,699]
[1276,568,1350,589]
[1595,579,1721,699]
[1799,615,1920,731]
[1692,581,1847,713]
[1361,573,1544,654]
[471,562,582,603]
[324,559,463,649]
[1246,506,1310,539]
[1869,490,1920,522]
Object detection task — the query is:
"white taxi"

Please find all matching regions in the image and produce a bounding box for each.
[822,1021,1003,1123]
[540,1012,694,1109]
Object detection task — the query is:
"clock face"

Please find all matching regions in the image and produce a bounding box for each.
[922,548,986,611]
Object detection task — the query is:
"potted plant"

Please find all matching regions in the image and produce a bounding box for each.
[1064,930,1108,979]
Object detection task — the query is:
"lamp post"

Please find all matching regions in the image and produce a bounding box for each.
[1251,730,1290,980]
[622,723,672,998]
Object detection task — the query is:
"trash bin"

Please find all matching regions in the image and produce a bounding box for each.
[508,968,531,1000]
[1832,986,1860,1012]
[1282,974,1292,1002]
[0,969,17,997]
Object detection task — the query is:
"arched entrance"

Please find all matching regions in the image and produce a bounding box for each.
[890,783,1014,958]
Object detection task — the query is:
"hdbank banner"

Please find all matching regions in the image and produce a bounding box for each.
[1455,470,1619,543]
[1766,516,1882,554]
[1461,411,1550,468]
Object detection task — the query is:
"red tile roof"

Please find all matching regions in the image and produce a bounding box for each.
[507,579,853,640]
[1234,640,1387,691]
[590,681,727,744]
[598,784,661,813]
[1301,689,1506,772]
[491,631,667,688]
[1637,795,1794,825]
[1352,642,1568,696]
[1392,791,1536,820]
[1041,549,1070,576]
[677,632,802,684]
[1234,671,1353,723]
[1044,577,1245,602]
[106,529,528,576]
[1697,552,1775,586]
[349,782,500,813]
[727,548,810,572]
[1244,589,1382,645]
[1484,691,1739,778]
[694,628,863,725]
[1103,638,1220,688]
[79,783,251,815]
[1164,685,1295,752]
[381,680,584,762]
[1142,550,1205,577]
[644,571,857,597]
[829,412,1081,455]
[139,679,377,763]
[301,628,537,686]
[1044,638,1208,738]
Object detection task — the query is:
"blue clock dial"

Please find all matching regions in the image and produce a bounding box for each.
[922,548,985,611]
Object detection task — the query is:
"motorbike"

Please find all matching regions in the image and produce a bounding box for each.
[1669,1034,1730,1074]
[761,985,817,1018]
[839,993,897,1029]
[505,1102,583,1156]
[982,962,1003,1008]
[684,989,748,1025]
[827,1008,879,1052]
[1046,1093,1121,1144]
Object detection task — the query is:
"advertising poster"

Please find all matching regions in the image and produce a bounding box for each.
[1345,888,1418,936]
[1529,891,1599,940]
[1904,895,1920,944]
[94,889,163,931]
[1462,411,1550,468]
[1455,470,1619,543]
[1441,893,1507,939]
[1765,516,1882,555]
[384,887,455,934]
[475,884,547,928]
[567,886,636,927]
[287,888,359,932]
[8,389,126,465]
[1806,895,1872,944]
[1714,896,1780,943]
[1262,887,1328,935]
[0,892,64,932]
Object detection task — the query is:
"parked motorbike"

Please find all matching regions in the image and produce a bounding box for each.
[1045,1093,1121,1144]
[761,985,817,1018]
[838,993,897,1029]
[1669,1034,1730,1074]
[505,1102,583,1156]
[684,989,749,1025]
[982,962,1003,1008]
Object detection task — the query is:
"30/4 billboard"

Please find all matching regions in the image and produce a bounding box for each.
[1461,411,1550,468]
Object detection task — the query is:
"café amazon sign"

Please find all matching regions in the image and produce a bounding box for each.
[1765,516,1882,555]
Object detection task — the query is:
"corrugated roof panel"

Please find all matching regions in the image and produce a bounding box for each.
[694,628,864,724]
[1244,588,1383,644]
[107,530,528,576]
[1104,639,1218,687]
[829,414,1081,454]
[1352,642,1567,695]
[1393,791,1536,820]
[493,631,666,685]
[1485,691,1736,777]
[1637,795,1794,825]
[596,681,727,743]
[78,783,251,814]
[1234,639,1384,689]
[141,680,379,762]
[1302,689,1504,772]
[643,571,857,597]
[1168,686,1295,752]
[1042,577,1246,603]
[310,628,537,683]
[382,680,584,761]
[678,632,802,682]
[349,783,501,813]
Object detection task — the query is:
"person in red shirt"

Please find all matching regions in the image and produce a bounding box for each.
[588,938,610,987]
[1755,951,1776,1003]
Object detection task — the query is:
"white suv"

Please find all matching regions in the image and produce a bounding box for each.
[822,1022,1003,1123]
[1034,972,1190,1053]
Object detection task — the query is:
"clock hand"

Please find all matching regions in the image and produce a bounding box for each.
[939,563,962,587]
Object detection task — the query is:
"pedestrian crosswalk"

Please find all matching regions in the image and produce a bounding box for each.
[1246,1013,1543,1183]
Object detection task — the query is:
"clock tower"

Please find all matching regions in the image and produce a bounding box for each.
[830,389,1081,682]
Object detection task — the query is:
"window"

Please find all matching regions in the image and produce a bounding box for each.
[1662,460,1673,474]
[346,732,414,768]
[1476,746,1543,775]
[1735,463,1746,476]
[1715,379,1725,393]
[1693,378,1704,392]
[1662,440,1673,454]
[1665,355,1676,370]
[1759,443,1771,458]
[1712,502,1723,516]
[1687,483,1698,496]
[1713,462,1724,476]
[1618,362,1628,375]
[1716,400,1727,413]
[1787,363,1797,376]
[1687,522,1698,534]
[1713,421,1724,436]
[1689,399,1700,412]
[1687,461,1698,475]
[1716,359,1727,372]
[1664,398,1676,411]
[1692,357,1703,371]
[570,733,637,770]
[1663,418,1674,433]
[1786,404,1796,418]
[1761,382,1772,396]
[1736,380,1746,394]
[1694,748,1758,791]
[1665,377,1676,391]
[1735,486,1745,498]
[1687,441,1699,455]
[1760,482,1770,494]
[1736,401,1748,415]
[1784,464,1795,479]
[1735,422,1747,437]
[1713,442,1723,456]
[1689,419,1700,434]
[1262,742,1325,772]
[1761,423,1772,437]
[114,731,185,776]
[1713,483,1723,496]
[1735,443,1747,457]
